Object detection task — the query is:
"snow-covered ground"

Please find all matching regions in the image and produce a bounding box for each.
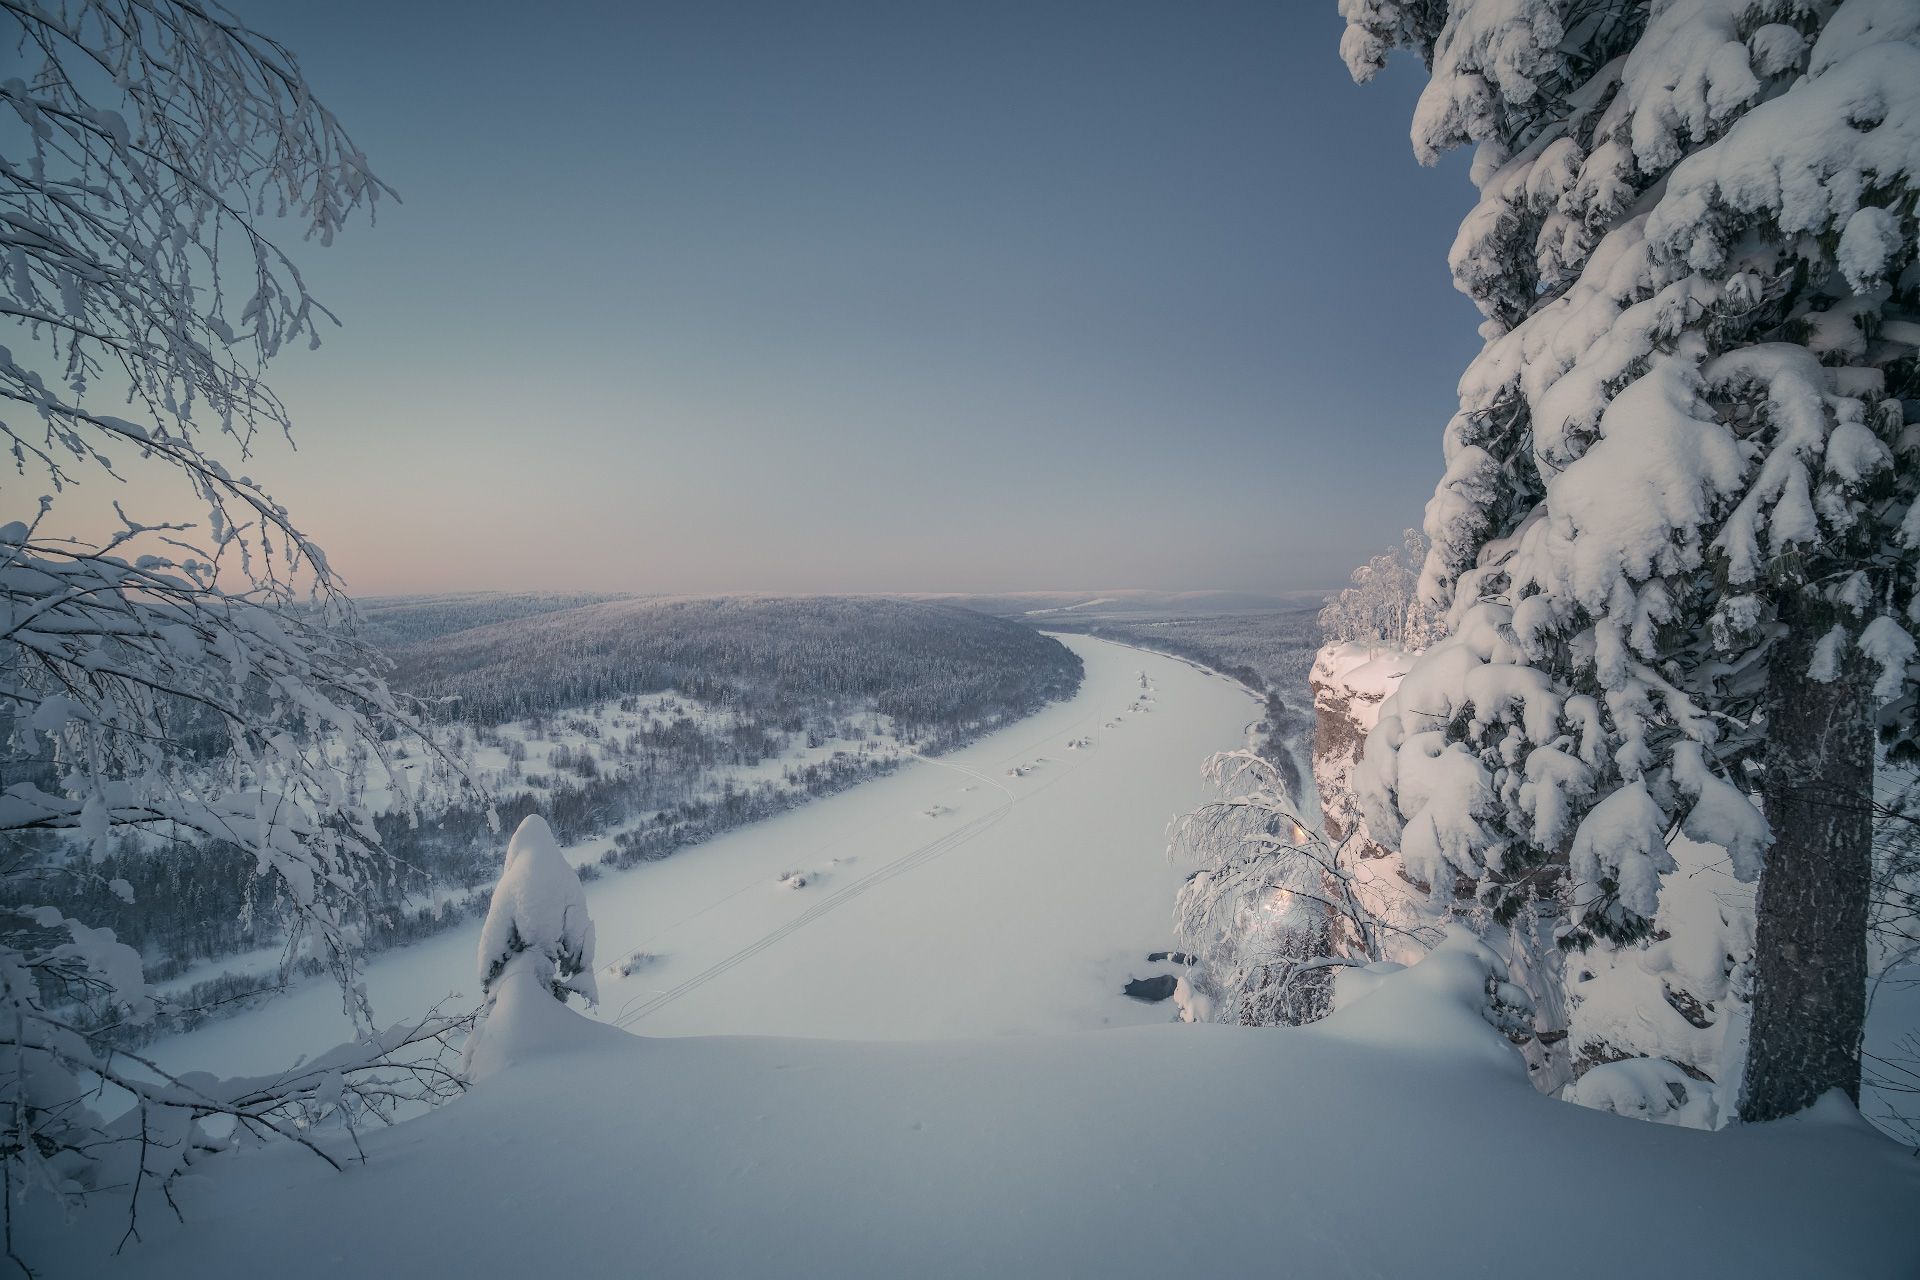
[46,932,1918,1278]
[141,635,1261,1078]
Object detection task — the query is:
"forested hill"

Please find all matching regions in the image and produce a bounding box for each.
[383,594,1083,748]
[357,591,631,649]
[44,595,1081,1046]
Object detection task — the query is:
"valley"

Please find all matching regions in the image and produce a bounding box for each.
[139,635,1262,1077]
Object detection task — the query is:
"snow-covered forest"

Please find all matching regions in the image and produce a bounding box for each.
[386,592,1081,738]
[8,591,1079,1053]
[3,1,1917,1276]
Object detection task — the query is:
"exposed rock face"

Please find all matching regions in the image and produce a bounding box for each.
[1308,643,1432,971]
[1310,643,1412,863]
[1122,975,1179,1003]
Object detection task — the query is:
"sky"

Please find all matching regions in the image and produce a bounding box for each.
[49,0,1484,597]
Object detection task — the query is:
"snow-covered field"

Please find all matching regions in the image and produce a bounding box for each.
[142,635,1261,1079]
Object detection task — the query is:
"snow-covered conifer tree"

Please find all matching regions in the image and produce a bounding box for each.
[464,817,602,1080]
[1341,1,1918,1119]
[474,815,599,1011]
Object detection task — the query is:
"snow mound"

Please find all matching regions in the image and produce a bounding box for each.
[463,954,627,1081]
[1315,926,1532,1077]
[464,816,617,1080]
[1568,1057,1719,1129]
[475,816,599,1007]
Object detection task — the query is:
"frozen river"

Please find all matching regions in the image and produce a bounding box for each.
[150,633,1260,1074]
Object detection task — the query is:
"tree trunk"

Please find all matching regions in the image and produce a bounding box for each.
[1509,902,1572,1094]
[1739,602,1875,1123]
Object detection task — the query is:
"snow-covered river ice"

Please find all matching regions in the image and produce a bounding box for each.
[150,634,1262,1075]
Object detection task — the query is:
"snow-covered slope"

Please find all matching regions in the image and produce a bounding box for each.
[139,635,1261,1078]
[43,934,1916,1278]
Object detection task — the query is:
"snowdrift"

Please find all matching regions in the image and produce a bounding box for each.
[39,935,1916,1278]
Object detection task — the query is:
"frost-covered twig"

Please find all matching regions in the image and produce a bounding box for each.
[1170,751,1433,1026]
[0,3,483,1267]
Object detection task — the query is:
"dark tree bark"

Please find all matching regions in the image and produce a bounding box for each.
[1740,601,1876,1122]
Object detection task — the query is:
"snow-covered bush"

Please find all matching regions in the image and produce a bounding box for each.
[1317,529,1447,651]
[1341,0,1919,1120]
[1171,752,1434,1025]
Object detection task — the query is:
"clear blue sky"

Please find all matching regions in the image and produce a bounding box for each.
[213,0,1479,596]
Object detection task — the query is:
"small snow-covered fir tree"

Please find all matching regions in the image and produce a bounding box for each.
[464,816,604,1081]
[475,816,599,1011]
[1341,1,1918,1120]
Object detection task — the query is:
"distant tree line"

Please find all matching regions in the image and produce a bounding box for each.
[390,595,1080,743]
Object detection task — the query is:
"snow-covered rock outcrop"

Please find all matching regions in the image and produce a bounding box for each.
[1310,642,1414,864]
[1310,643,1430,966]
